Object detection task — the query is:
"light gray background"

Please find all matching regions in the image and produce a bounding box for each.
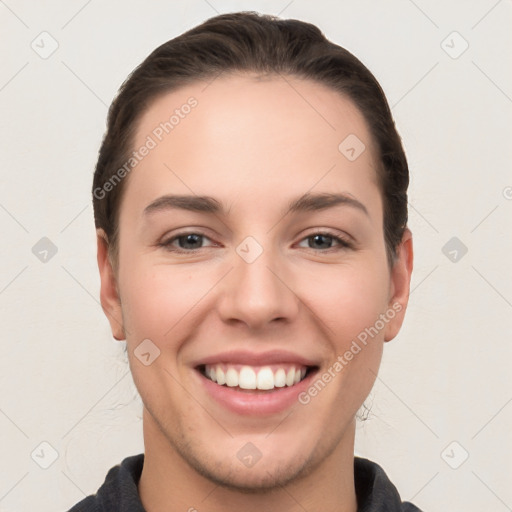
[1,1,511,511]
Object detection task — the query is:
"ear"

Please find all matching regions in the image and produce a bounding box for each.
[384,228,413,342]
[96,228,125,340]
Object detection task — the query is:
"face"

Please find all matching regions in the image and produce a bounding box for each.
[98,73,412,490]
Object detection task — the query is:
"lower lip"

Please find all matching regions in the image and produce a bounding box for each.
[195,368,317,416]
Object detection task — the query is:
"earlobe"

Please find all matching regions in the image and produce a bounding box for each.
[96,229,125,341]
[384,228,413,342]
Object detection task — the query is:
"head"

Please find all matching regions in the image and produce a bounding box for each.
[94,12,413,491]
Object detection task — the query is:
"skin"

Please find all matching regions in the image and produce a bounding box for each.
[97,73,413,512]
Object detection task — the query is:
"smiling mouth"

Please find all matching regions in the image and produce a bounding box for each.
[197,363,318,392]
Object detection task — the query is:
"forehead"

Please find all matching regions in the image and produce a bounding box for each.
[124,73,381,220]
[134,72,375,155]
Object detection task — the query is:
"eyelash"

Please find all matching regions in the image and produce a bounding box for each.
[158,230,353,254]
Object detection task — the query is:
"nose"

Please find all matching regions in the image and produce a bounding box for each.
[216,242,300,330]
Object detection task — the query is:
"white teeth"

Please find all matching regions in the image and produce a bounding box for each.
[256,367,274,390]
[216,367,226,385]
[203,364,309,390]
[225,368,239,387]
[274,368,286,388]
[239,366,256,389]
[285,368,295,387]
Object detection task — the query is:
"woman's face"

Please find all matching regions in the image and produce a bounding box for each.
[98,73,412,489]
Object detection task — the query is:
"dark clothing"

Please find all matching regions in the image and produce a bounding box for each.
[67,453,422,511]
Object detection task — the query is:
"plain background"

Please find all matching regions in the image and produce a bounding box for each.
[1,1,511,511]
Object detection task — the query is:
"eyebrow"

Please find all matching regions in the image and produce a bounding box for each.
[143,192,369,218]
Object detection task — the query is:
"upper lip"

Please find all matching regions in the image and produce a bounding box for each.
[192,349,320,368]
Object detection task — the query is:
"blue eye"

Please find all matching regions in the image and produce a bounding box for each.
[298,232,352,251]
[161,233,215,252]
[175,233,203,250]
[159,230,352,254]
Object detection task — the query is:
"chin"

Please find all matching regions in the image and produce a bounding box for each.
[187,452,313,493]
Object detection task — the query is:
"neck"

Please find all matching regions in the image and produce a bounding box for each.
[138,408,358,512]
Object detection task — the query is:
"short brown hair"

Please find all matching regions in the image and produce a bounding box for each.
[92,11,408,268]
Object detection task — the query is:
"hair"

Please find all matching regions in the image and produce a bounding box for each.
[92,11,409,269]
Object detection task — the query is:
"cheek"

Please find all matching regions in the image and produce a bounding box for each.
[300,260,391,342]
[304,267,389,411]
[118,260,225,362]
[120,256,391,342]
[118,266,203,409]
[299,262,388,405]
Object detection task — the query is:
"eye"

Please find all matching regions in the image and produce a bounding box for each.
[160,232,216,253]
[297,231,352,251]
[159,230,352,254]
